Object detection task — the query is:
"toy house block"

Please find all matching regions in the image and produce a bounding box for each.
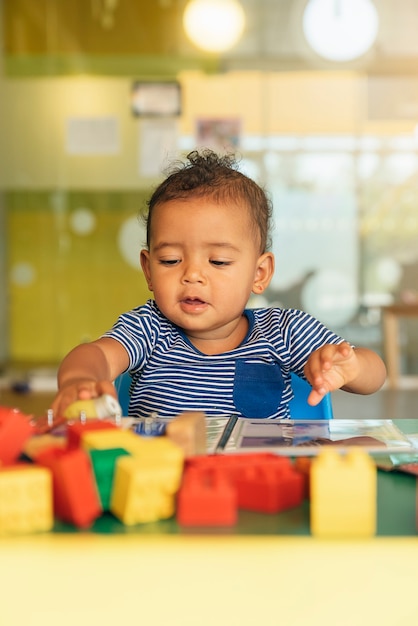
[165,411,207,457]
[310,448,376,538]
[0,465,53,534]
[67,419,118,450]
[235,456,304,514]
[88,448,130,510]
[110,447,184,525]
[177,467,237,526]
[37,447,102,528]
[0,406,33,465]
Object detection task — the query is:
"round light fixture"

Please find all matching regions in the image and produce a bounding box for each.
[183,0,246,53]
[302,0,379,62]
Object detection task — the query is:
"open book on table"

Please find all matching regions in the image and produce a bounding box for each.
[206,418,418,457]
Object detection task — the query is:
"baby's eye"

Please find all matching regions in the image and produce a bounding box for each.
[159,259,180,266]
[210,259,231,267]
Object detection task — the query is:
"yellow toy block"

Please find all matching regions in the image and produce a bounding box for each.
[310,447,376,538]
[81,429,149,456]
[0,465,53,534]
[110,438,184,525]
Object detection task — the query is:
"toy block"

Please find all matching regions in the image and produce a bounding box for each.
[63,394,122,419]
[310,448,376,538]
[177,467,237,526]
[186,452,279,484]
[0,465,53,534]
[24,434,67,461]
[165,411,207,457]
[0,406,34,465]
[110,438,184,525]
[81,428,150,457]
[37,447,102,528]
[67,419,118,450]
[88,448,130,510]
[235,456,304,513]
[293,457,312,499]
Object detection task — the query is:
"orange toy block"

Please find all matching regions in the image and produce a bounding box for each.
[310,447,377,538]
[0,464,53,534]
[37,447,102,528]
[235,456,304,513]
[110,438,184,525]
[0,406,33,465]
[177,467,237,526]
[67,419,118,450]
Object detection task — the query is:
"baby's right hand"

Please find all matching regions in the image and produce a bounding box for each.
[50,379,117,417]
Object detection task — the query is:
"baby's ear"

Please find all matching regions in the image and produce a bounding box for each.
[252,252,275,294]
[140,250,153,291]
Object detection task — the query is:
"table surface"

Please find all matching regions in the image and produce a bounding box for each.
[2,419,418,626]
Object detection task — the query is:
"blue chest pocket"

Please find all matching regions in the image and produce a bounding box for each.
[233,360,285,418]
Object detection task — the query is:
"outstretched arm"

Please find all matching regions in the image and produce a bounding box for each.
[304,342,386,406]
[50,337,129,416]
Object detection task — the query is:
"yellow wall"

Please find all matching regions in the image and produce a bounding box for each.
[1,70,414,362]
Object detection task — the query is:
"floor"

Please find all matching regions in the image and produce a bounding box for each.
[1,381,418,420]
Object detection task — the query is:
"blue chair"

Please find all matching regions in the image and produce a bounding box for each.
[114,370,131,417]
[288,371,333,419]
[114,370,333,419]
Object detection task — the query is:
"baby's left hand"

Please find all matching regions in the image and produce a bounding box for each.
[304,342,358,405]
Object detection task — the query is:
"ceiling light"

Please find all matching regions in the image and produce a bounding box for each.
[303,0,379,62]
[183,0,246,53]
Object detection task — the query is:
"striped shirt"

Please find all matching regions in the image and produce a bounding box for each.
[103,299,345,420]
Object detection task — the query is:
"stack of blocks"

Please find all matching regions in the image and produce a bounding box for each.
[0,406,53,533]
[177,453,305,526]
[0,403,383,537]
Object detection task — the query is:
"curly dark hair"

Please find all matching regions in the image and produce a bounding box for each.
[144,149,273,253]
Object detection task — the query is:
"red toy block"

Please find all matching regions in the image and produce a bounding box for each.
[0,406,34,465]
[36,446,102,528]
[235,456,304,513]
[186,452,278,485]
[67,419,118,450]
[177,467,237,526]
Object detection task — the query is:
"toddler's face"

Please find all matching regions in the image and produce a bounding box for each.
[140,198,273,350]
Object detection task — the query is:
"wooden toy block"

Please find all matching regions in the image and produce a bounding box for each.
[165,411,207,457]
[0,406,34,465]
[88,448,130,510]
[235,457,304,513]
[310,447,377,538]
[177,467,237,526]
[0,465,53,534]
[37,447,102,528]
[110,438,184,525]
[67,419,118,450]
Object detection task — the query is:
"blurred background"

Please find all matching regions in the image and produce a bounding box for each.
[1,0,418,402]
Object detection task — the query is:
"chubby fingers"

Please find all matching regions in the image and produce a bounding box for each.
[304,342,353,400]
[50,379,112,416]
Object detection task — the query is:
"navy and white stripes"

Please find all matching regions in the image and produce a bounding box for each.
[103,300,344,419]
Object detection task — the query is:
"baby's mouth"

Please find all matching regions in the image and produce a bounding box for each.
[182,298,206,306]
[183,297,205,305]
